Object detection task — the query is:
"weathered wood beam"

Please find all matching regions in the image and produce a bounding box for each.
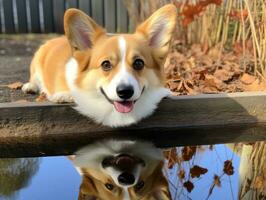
[1,92,266,158]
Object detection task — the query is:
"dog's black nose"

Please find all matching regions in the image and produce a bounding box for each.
[118,172,135,186]
[116,84,134,100]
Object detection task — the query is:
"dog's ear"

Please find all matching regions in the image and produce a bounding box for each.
[64,9,105,51]
[136,4,177,61]
[78,176,99,200]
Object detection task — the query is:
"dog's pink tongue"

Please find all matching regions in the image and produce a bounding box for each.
[114,101,134,113]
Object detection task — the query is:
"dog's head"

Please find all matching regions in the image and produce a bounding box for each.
[64,4,177,127]
[72,140,171,200]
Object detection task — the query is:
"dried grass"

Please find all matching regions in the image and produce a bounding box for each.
[123,0,266,76]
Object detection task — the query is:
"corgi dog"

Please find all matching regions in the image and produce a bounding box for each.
[22,5,177,127]
[70,140,171,200]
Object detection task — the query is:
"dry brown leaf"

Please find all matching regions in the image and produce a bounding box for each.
[204,74,222,88]
[178,169,186,180]
[36,92,47,102]
[213,174,221,187]
[183,80,197,95]
[164,148,178,169]
[208,47,221,60]
[243,79,266,91]
[223,160,234,176]
[190,165,208,178]
[182,146,197,161]
[203,74,225,92]
[214,69,234,82]
[7,82,23,90]
[14,99,29,103]
[183,181,194,193]
[241,73,256,85]
[253,175,265,190]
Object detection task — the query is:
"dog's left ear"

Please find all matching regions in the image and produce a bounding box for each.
[136,4,177,61]
[78,176,98,200]
[64,9,106,51]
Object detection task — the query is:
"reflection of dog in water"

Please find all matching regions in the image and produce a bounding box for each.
[70,140,171,200]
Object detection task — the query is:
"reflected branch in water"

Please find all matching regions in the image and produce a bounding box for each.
[0,158,40,199]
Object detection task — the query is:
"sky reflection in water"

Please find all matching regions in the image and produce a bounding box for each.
[0,143,261,200]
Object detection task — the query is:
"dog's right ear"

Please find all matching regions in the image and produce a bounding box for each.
[64,9,105,51]
[78,176,98,200]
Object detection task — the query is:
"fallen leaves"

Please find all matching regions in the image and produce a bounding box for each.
[7,82,23,90]
[176,0,222,26]
[183,181,194,193]
[223,160,234,176]
[182,146,197,161]
[164,148,182,169]
[229,9,249,21]
[254,175,265,190]
[36,92,47,102]
[178,169,186,180]
[241,73,256,85]
[213,174,221,187]
[190,165,208,178]
[165,42,266,95]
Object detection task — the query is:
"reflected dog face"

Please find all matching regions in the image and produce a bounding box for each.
[71,140,171,200]
[64,4,177,127]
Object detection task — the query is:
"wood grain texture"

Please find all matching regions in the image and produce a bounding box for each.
[1,92,266,157]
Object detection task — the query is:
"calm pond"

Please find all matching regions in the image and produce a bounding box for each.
[0,142,265,200]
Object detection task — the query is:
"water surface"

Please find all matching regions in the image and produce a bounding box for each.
[0,143,265,200]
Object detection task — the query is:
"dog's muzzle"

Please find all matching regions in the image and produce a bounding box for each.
[102,154,145,170]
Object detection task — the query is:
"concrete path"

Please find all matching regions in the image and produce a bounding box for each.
[0,35,55,103]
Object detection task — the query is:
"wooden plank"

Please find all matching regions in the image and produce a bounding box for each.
[42,0,54,33]
[66,0,78,8]
[91,0,104,26]
[1,92,266,158]
[53,0,65,33]
[78,0,91,16]
[2,0,15,33]
[104,0,116,32]
[15,0,28,33]
[116,0,128,32]
[28,0,41,33]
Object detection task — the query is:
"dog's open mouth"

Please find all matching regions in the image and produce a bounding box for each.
[100,87,139,114]
[113,101,134,113]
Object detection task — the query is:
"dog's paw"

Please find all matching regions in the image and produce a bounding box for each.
[22,82,39,94]
[49,92,74,103]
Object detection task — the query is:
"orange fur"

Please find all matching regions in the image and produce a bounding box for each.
[23,4,177,127]
[77,162,171,200]
[25,4,176,97]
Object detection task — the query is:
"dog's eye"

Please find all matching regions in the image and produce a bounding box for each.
[105,183,114,191]
[133,59,144,70]
[101,60,112,71]
[135,180,145,191]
